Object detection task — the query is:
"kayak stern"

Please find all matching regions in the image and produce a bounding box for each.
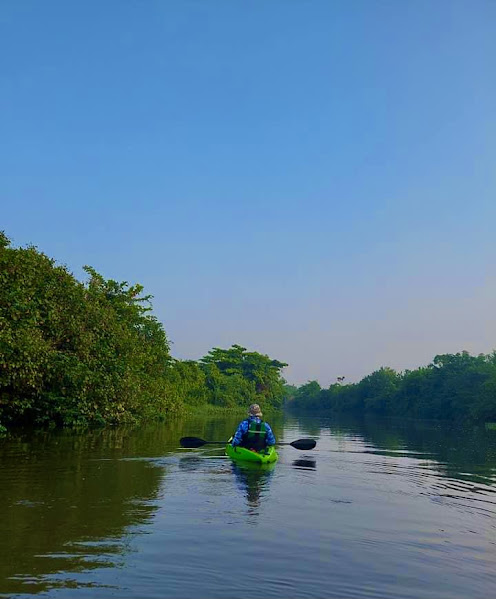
[226,438,278,464]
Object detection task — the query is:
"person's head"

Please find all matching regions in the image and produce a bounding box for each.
[248,403,262,418]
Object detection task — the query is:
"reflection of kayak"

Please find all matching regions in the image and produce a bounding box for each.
[226,437,278,464]
[232,459,277,473]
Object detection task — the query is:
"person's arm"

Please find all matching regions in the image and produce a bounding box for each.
[265,423,276,446]
[232,420,248,446]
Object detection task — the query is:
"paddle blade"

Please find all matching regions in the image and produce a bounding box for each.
[180,436,207,448]
[290,438,317,450]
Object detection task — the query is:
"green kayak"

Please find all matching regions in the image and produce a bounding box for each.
[225,437,279,464]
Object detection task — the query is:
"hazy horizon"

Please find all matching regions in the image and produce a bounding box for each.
[2,1,495,386]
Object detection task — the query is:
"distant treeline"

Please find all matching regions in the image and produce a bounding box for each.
[285,352,496,422]
[0,232,287,430]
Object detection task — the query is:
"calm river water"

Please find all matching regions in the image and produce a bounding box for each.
[1,413,496,598]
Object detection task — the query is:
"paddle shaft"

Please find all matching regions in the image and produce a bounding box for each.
[180,436,316,450]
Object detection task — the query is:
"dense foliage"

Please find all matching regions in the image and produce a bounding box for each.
[165,346,287,411]
[0,233,287,429]
[200,345,287,408]
[288,352,496,422]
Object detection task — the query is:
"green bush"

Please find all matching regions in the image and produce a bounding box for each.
[0,232,288,429]
[288,350,496,423]
[0,233,175,427]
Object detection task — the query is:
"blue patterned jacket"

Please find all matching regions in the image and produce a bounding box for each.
[232,416,276,447]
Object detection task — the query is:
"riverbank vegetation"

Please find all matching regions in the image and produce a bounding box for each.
[287,351,496,423]
[3,231,494,430]
[0,232,287,430]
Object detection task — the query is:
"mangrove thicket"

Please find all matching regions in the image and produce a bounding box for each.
[0,232,287,430]
[287,351,496,423]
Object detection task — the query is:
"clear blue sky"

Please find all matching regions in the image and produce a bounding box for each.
[1,1,495,385]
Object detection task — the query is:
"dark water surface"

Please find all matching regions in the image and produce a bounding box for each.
[1,414,496,598]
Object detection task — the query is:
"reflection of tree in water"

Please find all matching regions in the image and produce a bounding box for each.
[0,428,166,596]
[231,462,275,513]
[324,415,496,486]
[288,416,323,438]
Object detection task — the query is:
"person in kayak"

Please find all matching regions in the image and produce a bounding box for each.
[231,404,276,452]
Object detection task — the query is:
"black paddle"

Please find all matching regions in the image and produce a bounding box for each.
[180,436,316,450]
